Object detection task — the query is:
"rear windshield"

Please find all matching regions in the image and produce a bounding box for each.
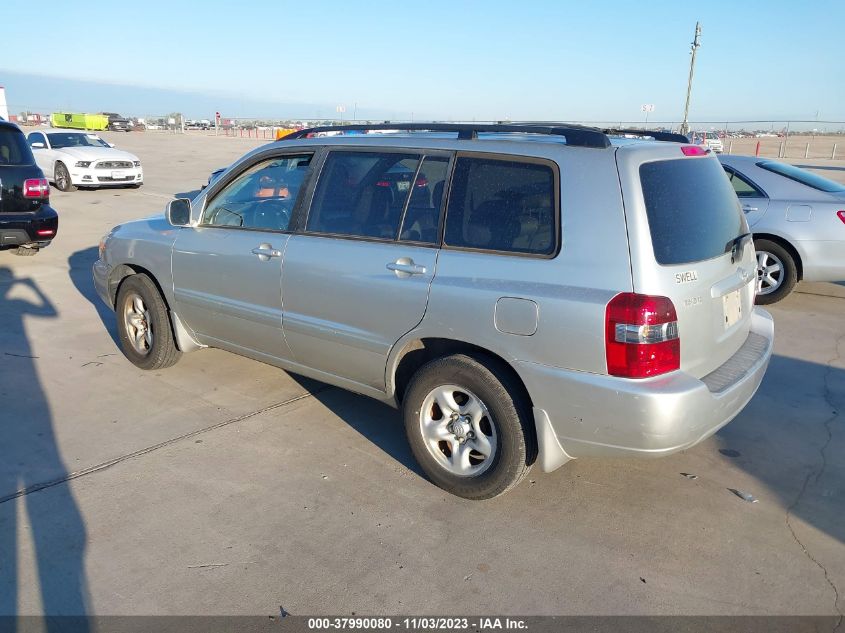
[756,160,845,193]
[0,128,35,166]
[640,158,745,265]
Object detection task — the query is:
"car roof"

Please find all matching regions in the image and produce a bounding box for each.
[0,119,23,133]
[719,154,839,201]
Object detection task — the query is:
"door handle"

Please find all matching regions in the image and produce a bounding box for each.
[251,243,282,261]
[387,258,427,276]
[742,205,758,212]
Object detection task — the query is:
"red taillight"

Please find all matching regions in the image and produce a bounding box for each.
[605,293,680,378]
[837,210,845,225]
[681,145,708,156]
[36,229,55,236]
[415,176,428,188]
[375,180,390,187]
[23,178,50,199]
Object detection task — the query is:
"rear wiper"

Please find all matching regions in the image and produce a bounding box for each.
[725,232,753,263]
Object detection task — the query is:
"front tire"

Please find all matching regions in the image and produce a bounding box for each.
[115,274,181,370]
[403,354,535,499]
[754,238,797,304]
[54,162,77,192]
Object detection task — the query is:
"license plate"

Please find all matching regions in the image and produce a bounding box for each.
[723,288,743,329]
[396,180,410,191]
[111,170,126,179]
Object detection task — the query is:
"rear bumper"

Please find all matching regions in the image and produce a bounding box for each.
[520,308,774,471]
[0,205,59,248]
[795,239,845,282]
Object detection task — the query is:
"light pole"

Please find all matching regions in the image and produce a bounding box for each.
[641,104,655,128]
[680,22,701,137]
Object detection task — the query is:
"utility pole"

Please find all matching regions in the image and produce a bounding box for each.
[680,22,701,137]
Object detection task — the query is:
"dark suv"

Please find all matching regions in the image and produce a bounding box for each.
[0,120,58,255]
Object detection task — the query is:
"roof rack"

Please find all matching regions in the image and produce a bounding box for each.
[602,128,690,143]
[283,122,612,148]
[281,122,689,148]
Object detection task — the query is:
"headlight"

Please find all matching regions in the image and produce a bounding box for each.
[98,235,108,260]
[133,161,141,167]
[75,161,91,168]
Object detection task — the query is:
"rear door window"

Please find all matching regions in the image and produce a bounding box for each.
[640,158,745,265]
[0,129,35,166]
[306,151,422,240]
[723,167,766,198]
[444,156,557,256]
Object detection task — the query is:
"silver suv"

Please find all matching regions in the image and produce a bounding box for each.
[93,123,774,499]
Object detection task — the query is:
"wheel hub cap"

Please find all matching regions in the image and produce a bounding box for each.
[418,385,497,477]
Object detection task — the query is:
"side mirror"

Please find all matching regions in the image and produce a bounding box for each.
[31,142,45,149]
[166,198,192,227]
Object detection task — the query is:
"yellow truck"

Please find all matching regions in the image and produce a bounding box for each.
[51,112,131,131]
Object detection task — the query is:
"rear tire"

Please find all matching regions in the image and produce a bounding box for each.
[754,238,797,304]
[54,162,77,192]
[115,274,181,370]
[403,354,534,499]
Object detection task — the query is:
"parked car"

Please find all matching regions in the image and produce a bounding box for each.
[26,129,143,192]
[0,120,58,255]
[694,131,723,153]
[719,155,845,303]
[93,123,774,499]
[102,112,131,132]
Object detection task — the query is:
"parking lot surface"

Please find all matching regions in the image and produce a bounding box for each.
[1,132,843,616]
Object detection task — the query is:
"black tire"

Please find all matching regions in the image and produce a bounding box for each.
[754,238,797,305]
[53,162,77,192]
[115,274,181,370]
[13,247,38,256]
[403,354,535,500]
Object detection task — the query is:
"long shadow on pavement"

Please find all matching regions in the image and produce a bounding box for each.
[0,266,90,626]
[68,247,118,346]
[716,354,844,547]
[288,374,424,476]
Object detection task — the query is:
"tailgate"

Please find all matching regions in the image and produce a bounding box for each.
[616,145,756,379]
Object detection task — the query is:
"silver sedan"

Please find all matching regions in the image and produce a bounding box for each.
[719,155,845,303]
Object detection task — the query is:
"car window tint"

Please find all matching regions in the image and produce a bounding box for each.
[0,129,35,165]
[444,156,556,255]
[307,151,421,239]
[202,154,312,230]
[399,156,449,244]
[640,158,745,265]
[725,168,761,198]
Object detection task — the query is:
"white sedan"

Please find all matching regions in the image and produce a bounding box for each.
[26,129,143,192]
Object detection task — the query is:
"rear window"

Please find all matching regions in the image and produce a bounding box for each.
[640,158,744,265]
[0,128,35,166]
[756,160,845,193]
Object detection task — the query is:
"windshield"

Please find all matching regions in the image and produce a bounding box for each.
[640,157,746,265]
[47,133,110,149]
[756,160,845,193]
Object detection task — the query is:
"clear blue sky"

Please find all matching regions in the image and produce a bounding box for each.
[1,0,843,123]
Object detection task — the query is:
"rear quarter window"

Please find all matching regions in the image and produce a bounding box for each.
[640,157,745,265]
[444,156,557,256]
[0,129,35,166]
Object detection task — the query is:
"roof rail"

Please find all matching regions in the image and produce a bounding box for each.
[602,128,690,143]
[282,122,612,149]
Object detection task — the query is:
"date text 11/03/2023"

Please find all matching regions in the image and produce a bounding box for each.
[306,617,528,630]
